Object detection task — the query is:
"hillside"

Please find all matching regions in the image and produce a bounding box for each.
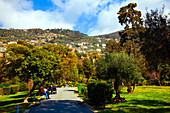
[0,28,90,44]
[0,28,120,46]
[93,30,122,40]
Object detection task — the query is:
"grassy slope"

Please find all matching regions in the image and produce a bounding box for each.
[0,90,38,113]
[100,86,170,113]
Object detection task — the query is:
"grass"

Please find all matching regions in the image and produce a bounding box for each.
[0,90,39,113]
[99,86,170,113]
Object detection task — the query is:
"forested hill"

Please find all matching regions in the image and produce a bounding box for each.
[0,28,121,45]
[0,28,88,42]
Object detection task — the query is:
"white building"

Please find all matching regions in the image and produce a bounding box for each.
[102,44,106,48]
[96,49,101,52]
[8,41,17,44]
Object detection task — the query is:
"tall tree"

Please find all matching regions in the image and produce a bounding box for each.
[83,58,95,83]
[96,52,141,102]
[141,7,170,71]
[117,3,145,45]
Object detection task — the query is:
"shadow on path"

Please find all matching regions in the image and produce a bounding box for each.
[30,100,93,113]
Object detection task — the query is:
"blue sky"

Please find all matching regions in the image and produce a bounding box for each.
[0,0,169,36]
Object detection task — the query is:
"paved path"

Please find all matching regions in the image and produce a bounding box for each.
[30,87,93,113]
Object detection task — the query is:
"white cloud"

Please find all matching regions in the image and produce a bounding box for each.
[0,0,169,36]
[88,0,170,36]
[0,0,111,30]
[0,0,74,29]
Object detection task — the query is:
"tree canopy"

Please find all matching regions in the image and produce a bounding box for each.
[96,51,141,102]
[5,43,61,102]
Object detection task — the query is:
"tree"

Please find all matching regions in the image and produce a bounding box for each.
[105,40,122,53]
[83,58,95,83]
[96,52,141,102]
[122,40,146,92]
[0,57,7,83]
[140,7,169,87]
[117,3,145,45]
[43,44,78,82]
[5,43,61,102]
[141,7,170,71]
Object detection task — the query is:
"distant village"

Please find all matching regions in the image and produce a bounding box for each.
[0,28,120,58]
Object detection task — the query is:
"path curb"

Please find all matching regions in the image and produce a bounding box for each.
[75,93,98,113]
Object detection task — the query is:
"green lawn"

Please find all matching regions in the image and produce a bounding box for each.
[0,90,38,113]
[99,86,170,113]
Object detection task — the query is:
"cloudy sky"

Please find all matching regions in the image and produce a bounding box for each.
[0,0,169,36]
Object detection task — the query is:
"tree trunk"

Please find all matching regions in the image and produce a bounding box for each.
[158,80,163,89]
[113,81,124,103]
[127,82,133,93]
[132,81,136,92]
[24,82,37,103]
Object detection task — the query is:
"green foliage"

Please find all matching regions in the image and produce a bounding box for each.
[87,82,113,106]
[19,83,29,91]
[10,85,20,94]
[6,44,61,84]
[3,87,11,95]
[67,81,79,87]
[117,3,145,45]
[81,86,88,97]
[83,58,95,83]
[141,6,169,71]
[106,40,122,53]
[0,84,11,88]
[136,77,147,86]
[57,79,66,87]
[158,64,170,83]
[44,82,55,88]
[96,51,141,81]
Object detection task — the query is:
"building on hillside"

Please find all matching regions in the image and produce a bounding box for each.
[102,44,106,48]
[0,47,6,52]
[96,49,101,52]
[8,41,17,44]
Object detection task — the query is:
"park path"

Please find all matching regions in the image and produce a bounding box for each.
[29,87,93,113]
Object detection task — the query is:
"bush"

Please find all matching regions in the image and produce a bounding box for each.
[3,87,11,95]
[57,79,66,87]
[10,85,20,94]
[44,82,55,88]
[19,83,29,91]
[87,82,113,106]
[81,86,88,97]
[68,81,79,87]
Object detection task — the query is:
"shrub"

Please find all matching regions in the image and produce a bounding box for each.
[10,85,20,94]
[44,82,55,88]
[19,83,29,91]
[81,86,88,97]
[87,82,113,106]
[3,87,11,95]
[57,79,66,87]
[68,81,79,87]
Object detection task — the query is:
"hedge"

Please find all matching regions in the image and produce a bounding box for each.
[19,83,29,91]
[81,86,88,97]
[87,82,113,106]
[10,85,20,94]
[3,87,11,95]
